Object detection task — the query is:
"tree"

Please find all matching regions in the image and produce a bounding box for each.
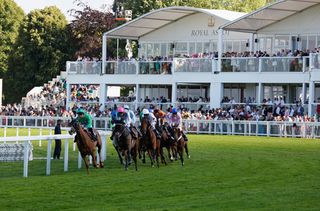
[69,0,116,59]
[4,6,72,103]
[0,0,24,77]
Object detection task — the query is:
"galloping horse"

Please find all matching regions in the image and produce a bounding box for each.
[140,117,162,167]
[112,123,138,171]
[172,126,190,166]
[69,118,104,174]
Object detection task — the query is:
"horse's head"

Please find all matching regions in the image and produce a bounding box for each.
[140,117,149,136]
[172,126,182,141]
[69,117,80,133]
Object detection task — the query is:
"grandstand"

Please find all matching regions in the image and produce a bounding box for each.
[64,1,320,118]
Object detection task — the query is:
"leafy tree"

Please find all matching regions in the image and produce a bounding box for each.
[4,6,72,103]
[69,0,117,59]
[0,0,24,77]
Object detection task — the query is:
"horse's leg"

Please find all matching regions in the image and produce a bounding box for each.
[178,142,184,166]
[82,154,90,175]
[160,147,167,165]
[147,149,154,167]
[184,141,190,159]
[114,145,123,165]
[166,146,173,162]
[132,145,138,171]
[91,148,98,168]
[97,141,104,168]
[124,150,128,171]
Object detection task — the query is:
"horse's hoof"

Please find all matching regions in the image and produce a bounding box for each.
[142,159,146,164]
[188,155,191,159]
[182,162,184,166]
[170,157,174,161]
[100,163,104,168]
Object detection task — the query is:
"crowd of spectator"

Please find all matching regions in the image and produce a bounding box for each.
[70,84,99,102]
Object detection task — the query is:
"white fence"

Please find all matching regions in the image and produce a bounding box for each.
[0,130,110,177]
[1,116,320,139]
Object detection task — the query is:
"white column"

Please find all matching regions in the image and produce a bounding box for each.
[249,33,254,52]
[257,83,263,104]
[66,82,70,111]
[116,39,119,60]
[172,83,177,107]
[99,84,106,109]
[102,34,107,74]
[302,83,306,105]
[308,81,315,116]
[211,82,223,109]
[217,29,224,72]
[135,84,140,110]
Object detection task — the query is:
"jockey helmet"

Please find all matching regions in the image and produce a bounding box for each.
[172,108,178,114]
[76,108,85,115]
[142,108,149,115]
[117,107,125,113]
[124,105,129,110]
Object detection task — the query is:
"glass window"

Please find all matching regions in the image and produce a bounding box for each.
[233,41,240,53]
[225,41,233,52]
[317,35,320,49]
[240,41,247,52]
[146,43,153,58]
[308,36,316,51]
[300,36,308,51]
[154,43,160,57]
[203,42,210,53]
[212,41,217,52]
[160,43,167,57]
[189,42,196,55]
[274,35,289,52]
[196,42,203,54]
[139,43,147,59]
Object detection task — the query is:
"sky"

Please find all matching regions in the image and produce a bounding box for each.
[14,0,114,21]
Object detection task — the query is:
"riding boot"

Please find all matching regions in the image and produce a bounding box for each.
[182,132,188,142]
[153,129,161,139]
[110,130,114,140]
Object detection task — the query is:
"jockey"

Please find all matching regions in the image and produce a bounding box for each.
[166,108,188,142]
[153,107,167,127]
[142,108,161,139]
[76,108,97,141]
[124,105,141,138]
[124,105,136,126]
[110,106,129,140]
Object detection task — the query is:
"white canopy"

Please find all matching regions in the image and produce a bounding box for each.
[220,0,320,33]
[105,6,245,40]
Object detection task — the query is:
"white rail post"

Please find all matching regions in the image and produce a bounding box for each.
[46,139,52,176]
[4,127,7,141]
[78,152,82,169]
[64,139,69,172]
[28,128,31,137]
[16,127,19,143]
[101,135,107,161]
[267,122,270,137]
[23,140,29,177]
[39,128,42,147]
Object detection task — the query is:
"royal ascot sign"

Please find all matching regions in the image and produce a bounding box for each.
[191,29,230,37]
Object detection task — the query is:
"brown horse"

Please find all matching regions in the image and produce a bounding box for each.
[140,117,162,167]
[159,125,175,162]
[172,126,190,166]
[112,123,138,171]
[69,118,104,174]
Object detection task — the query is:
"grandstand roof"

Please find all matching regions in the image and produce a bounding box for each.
[104,6,245,40]
[220,0,320,33]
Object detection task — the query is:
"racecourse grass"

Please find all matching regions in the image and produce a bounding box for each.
[0,128,320,210]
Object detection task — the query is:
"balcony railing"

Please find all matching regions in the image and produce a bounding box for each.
[67,61,101,74]
[173,58,215,72]
[67,56,310,75]
[310,53,320,69]
[139,61,172,74]
[221,57,259,72]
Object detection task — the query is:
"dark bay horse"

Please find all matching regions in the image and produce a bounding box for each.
[69,118,104,174]
[172,126,190,166]
[140,117,163,167]
[112,123,138,171]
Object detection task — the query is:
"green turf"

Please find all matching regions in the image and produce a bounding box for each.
[0,128,320,210]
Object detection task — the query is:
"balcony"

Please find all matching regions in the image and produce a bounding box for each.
[66,56,310,75]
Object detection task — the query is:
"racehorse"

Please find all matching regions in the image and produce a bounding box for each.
[172,126,190,166]
[112,123,138,171]
[159,124,175,162]
[140,117,162,167]
[69,118,104,174]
